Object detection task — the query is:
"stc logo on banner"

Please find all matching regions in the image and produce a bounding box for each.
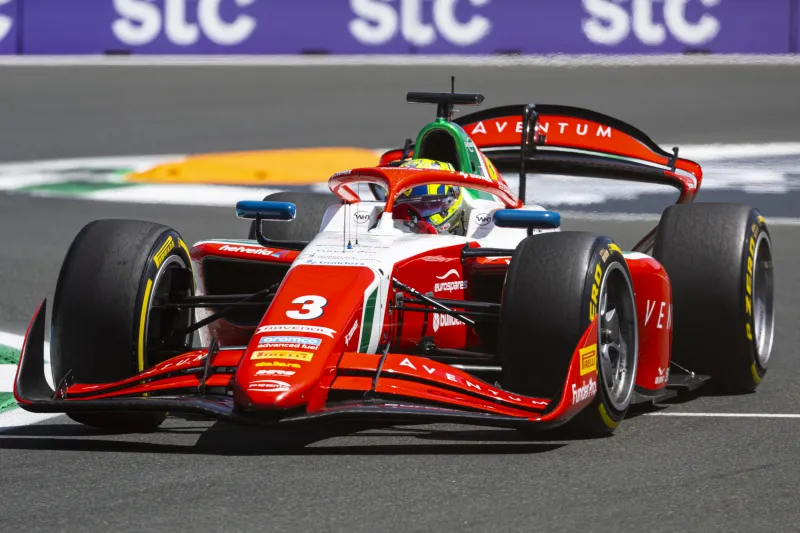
[349,0,491,47]
[583,0,721,47]
[0,0,12,44]
[112,0,257,47]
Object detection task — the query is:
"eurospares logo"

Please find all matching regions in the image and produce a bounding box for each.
[250,350,314,362]
[434,269,467,293]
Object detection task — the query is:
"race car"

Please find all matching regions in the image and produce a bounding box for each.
[14,91,775,437]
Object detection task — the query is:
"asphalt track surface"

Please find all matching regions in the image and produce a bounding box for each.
[1,64,799,533]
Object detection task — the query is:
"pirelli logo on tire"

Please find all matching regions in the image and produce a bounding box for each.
[154,236,175,268]
[590,243,622,322]
[744,219,760,341]
[589,263,603,322]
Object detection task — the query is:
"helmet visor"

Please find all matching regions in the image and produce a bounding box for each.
[397,195,455,220]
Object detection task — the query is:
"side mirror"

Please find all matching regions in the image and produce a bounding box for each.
[493,209,561,233]
[235,201,296,221]
[235,201,307,250]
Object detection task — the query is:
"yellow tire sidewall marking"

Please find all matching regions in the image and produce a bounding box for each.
[138,278,154,373]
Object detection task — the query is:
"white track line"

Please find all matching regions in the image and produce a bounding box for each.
[3,54,800,68]
[0,366,18,392]
[647,412,800,418]
[679,142,800,160]
[0,331,25,348]
[0,330,57,430]
[0,410,63,432]
[0,331,51,365]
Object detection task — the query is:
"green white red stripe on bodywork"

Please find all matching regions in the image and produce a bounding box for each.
[358,275,382,354]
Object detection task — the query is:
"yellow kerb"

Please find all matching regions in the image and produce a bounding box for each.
[126,148,379,185]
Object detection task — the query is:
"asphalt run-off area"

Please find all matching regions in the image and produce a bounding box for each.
[0,62,799,533]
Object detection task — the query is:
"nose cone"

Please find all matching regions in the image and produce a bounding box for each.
[233,353,315,410]
[233,265,381,413]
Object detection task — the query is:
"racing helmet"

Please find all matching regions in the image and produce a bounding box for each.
[394,159,466,236]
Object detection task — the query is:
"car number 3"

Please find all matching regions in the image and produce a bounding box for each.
[286,295,327,320]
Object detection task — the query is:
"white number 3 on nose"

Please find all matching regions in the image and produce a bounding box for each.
[286,295,328,320]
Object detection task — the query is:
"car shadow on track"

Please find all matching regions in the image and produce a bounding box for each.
[0,419,567,456]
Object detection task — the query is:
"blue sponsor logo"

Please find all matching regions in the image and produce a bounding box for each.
[259,336,321,346]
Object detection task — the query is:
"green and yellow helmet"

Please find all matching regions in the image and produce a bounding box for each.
[395,159,466,236]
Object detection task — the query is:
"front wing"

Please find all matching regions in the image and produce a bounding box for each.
[14,300,599,430]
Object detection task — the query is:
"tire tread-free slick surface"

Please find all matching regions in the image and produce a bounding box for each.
[498,231,633,436]
[653,202,772,392]
[51,219,188,431]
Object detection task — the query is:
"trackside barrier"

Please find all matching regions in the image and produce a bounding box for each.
[0,0,799,55]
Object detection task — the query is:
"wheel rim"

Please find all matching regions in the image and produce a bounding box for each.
[597,262,638,411]
[144,255,194,368]
[752,232,775,368]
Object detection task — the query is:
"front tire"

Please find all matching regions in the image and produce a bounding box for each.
[498,232,638,437]
[52,219,195,431]
[653,203,775,392]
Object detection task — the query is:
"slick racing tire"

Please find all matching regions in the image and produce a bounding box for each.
[51,220,195,432]
[498,232,638,437]
[247,191,335,242]
[653,203,775,393]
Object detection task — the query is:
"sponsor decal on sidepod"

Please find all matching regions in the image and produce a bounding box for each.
[433,313,462,332]
[345,320,359,347]
[434,269,467,293]
[435,280,467,293]
[219,244,273,256]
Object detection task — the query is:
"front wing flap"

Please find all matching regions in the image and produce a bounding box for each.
[14,300,599,430]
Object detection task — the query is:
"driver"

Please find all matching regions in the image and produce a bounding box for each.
[393,159,466,236]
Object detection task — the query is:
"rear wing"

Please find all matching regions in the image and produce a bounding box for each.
[453,104,703,204]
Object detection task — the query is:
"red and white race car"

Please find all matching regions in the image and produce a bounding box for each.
[14,91,775,437]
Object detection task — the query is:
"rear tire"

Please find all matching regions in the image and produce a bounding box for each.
[52,219,195,432]
[247,191,334,242]
[653,203,775,392]
[498,232,638,437]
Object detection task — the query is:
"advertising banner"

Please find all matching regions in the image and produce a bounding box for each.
[0,0,18,55]
[15,0,800,55]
